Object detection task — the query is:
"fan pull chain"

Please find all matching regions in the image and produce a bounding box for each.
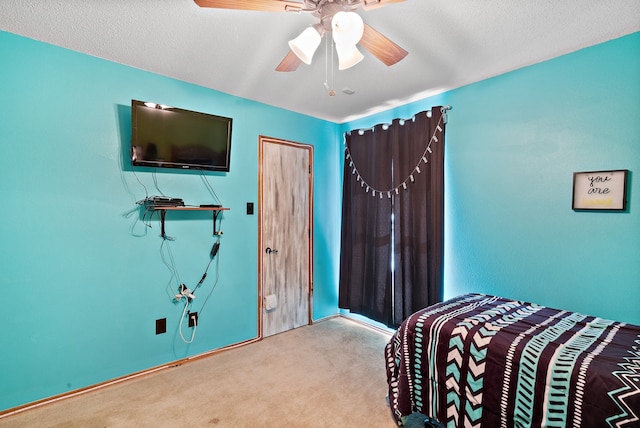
[323,36,336,96]
[324,36,329,91]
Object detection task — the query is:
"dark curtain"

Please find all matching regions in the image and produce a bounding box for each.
[339,107,445,327]
[338,125,394,324]
[392,109,445,325]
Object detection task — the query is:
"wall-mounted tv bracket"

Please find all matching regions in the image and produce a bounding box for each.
[154,206,229,239]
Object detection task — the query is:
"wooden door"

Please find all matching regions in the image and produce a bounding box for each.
[259,136,313,337]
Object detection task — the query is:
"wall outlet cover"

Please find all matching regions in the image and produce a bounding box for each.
[155,318,167,335]
[188,312,198,328]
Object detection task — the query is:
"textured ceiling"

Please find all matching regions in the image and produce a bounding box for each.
[0,0,638,123]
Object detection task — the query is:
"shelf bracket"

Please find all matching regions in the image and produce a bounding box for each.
[160,210,167,238]
[212,210,221,236]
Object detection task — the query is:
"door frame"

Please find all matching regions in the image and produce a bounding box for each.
[258,135,314,338]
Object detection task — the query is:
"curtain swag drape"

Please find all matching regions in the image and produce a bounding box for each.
[339,105,448,327]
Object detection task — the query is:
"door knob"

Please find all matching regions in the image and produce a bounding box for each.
[265,247,279,254]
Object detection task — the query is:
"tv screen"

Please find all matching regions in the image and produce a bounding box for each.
[131,100,232,172]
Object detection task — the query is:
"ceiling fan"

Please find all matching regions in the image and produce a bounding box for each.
[193,0,408,72]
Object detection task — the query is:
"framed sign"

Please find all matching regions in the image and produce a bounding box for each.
[572,169,628,211]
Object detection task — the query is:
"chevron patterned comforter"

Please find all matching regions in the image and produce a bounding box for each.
[385,293,640,427]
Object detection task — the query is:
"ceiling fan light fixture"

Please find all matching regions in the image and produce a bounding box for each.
[331,11,364,46]
[335,43,364,70]
[288,26,322,65]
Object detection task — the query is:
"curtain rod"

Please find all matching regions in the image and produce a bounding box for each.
[348,105,452,136]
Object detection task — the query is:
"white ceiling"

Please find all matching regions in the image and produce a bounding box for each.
[0,0,638,123]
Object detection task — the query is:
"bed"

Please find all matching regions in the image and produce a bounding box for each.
[385,293,640,427]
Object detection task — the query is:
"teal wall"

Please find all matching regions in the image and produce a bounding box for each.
[343,32,640,326]
[1,29,638,413]
[0,31,341,411]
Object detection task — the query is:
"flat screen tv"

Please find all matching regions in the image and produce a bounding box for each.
[131,100,232,172]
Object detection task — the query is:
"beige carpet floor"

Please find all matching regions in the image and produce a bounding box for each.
[0,317,426,427]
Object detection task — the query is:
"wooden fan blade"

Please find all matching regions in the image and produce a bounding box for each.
[359,24,408,66]
[361,0,406,11]
[194,0,304,12]
[276,50,303,72]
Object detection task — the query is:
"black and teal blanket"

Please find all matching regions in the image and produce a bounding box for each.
[385,294,640,427]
